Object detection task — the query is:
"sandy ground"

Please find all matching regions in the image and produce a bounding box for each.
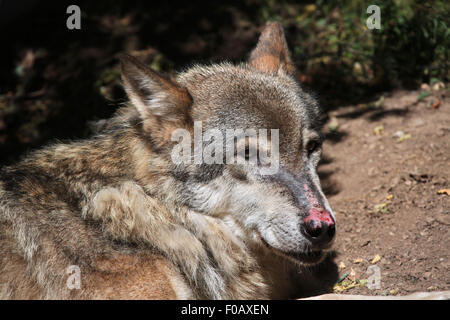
[317,87,449,296]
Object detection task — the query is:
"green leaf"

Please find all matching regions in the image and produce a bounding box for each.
[337,272,349,284]
[417,91,430,101]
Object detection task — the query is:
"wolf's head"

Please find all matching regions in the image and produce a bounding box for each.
[120,22,335,265]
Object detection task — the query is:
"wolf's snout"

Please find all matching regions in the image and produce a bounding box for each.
[302,208,335,246]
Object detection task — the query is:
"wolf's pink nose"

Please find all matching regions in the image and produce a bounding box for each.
[302,208,335,245]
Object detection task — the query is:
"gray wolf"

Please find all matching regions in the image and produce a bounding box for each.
[0,22,336,299]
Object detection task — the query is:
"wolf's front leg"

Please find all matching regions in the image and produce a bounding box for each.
[83,181,268,299]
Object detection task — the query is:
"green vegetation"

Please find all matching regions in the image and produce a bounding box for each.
[258,0,449,95]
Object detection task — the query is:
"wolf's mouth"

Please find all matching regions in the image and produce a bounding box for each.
[277,249,324,264]
[259,235,325,265]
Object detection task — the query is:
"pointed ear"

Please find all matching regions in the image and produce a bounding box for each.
[248,22,296,75]
[120,54,192,141]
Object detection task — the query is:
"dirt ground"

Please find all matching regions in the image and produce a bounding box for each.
[318,86,449,296]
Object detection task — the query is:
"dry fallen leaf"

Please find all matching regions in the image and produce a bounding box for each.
[371,254,382,264]
[397,133,412,142]
[353,258,363,264]
[328,117,339,132]
[373,125,384,135]
[389,289,399,295]
[338,262,346,271]
[333,278,367,293]
[374,202,388,213]
[386,194,393,201]
[437,189,450,196]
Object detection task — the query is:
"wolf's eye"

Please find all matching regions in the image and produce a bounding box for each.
[306,139,321,155]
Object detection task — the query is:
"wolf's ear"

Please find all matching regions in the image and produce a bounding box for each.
[120,54,192,138]
[248,22,296,75]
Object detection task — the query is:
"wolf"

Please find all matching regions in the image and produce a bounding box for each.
[0,22,336,299]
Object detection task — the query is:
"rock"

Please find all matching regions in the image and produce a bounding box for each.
[300,291,450,300]
[420,83,430,90]
[392,130,404,139]
[432,82,445,91]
